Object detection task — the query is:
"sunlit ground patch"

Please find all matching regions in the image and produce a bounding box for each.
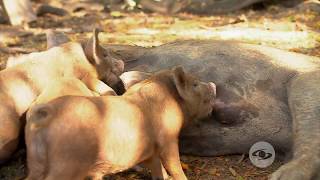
[97,13,320,51]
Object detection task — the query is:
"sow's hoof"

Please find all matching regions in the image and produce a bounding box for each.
[270,161,313,180]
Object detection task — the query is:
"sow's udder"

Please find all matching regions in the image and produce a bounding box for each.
[211,99,259,125]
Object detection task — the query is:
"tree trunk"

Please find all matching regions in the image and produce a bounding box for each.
[0,3,8,24]
[2,0,36,25]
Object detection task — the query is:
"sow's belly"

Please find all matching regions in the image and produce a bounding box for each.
[124,47,294,156]
[179,85,293,156]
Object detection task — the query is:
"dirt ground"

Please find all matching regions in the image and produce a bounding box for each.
[0,1,319,180]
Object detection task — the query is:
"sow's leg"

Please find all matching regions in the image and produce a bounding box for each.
[271,71,320,180]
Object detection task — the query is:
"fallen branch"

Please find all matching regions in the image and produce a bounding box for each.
[0,45,36,54]
[36,4,68,17]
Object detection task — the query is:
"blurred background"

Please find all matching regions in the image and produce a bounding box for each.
[0,0,319,179]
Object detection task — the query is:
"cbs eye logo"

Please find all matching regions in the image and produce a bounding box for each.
[249,141,275,168]
[252,148,273,160]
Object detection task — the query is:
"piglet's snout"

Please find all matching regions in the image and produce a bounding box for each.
[208,82,216,98]
[207,82,216,107]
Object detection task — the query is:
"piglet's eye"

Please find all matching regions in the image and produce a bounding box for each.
[193,83,198,87]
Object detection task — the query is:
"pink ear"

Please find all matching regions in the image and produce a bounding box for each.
[84,28,103,65]
[114,60,125,73]
[173,66,188,99]
[46,30,70,49]
[173,66,186,86]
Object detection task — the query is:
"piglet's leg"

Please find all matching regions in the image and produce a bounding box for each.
[0,108,20,164]
[160,140,187,180]
[141,155,169,180]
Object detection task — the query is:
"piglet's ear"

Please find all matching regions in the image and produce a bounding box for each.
[84,28,104,65]
[173,66,187,99]
[46,30,70,49]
